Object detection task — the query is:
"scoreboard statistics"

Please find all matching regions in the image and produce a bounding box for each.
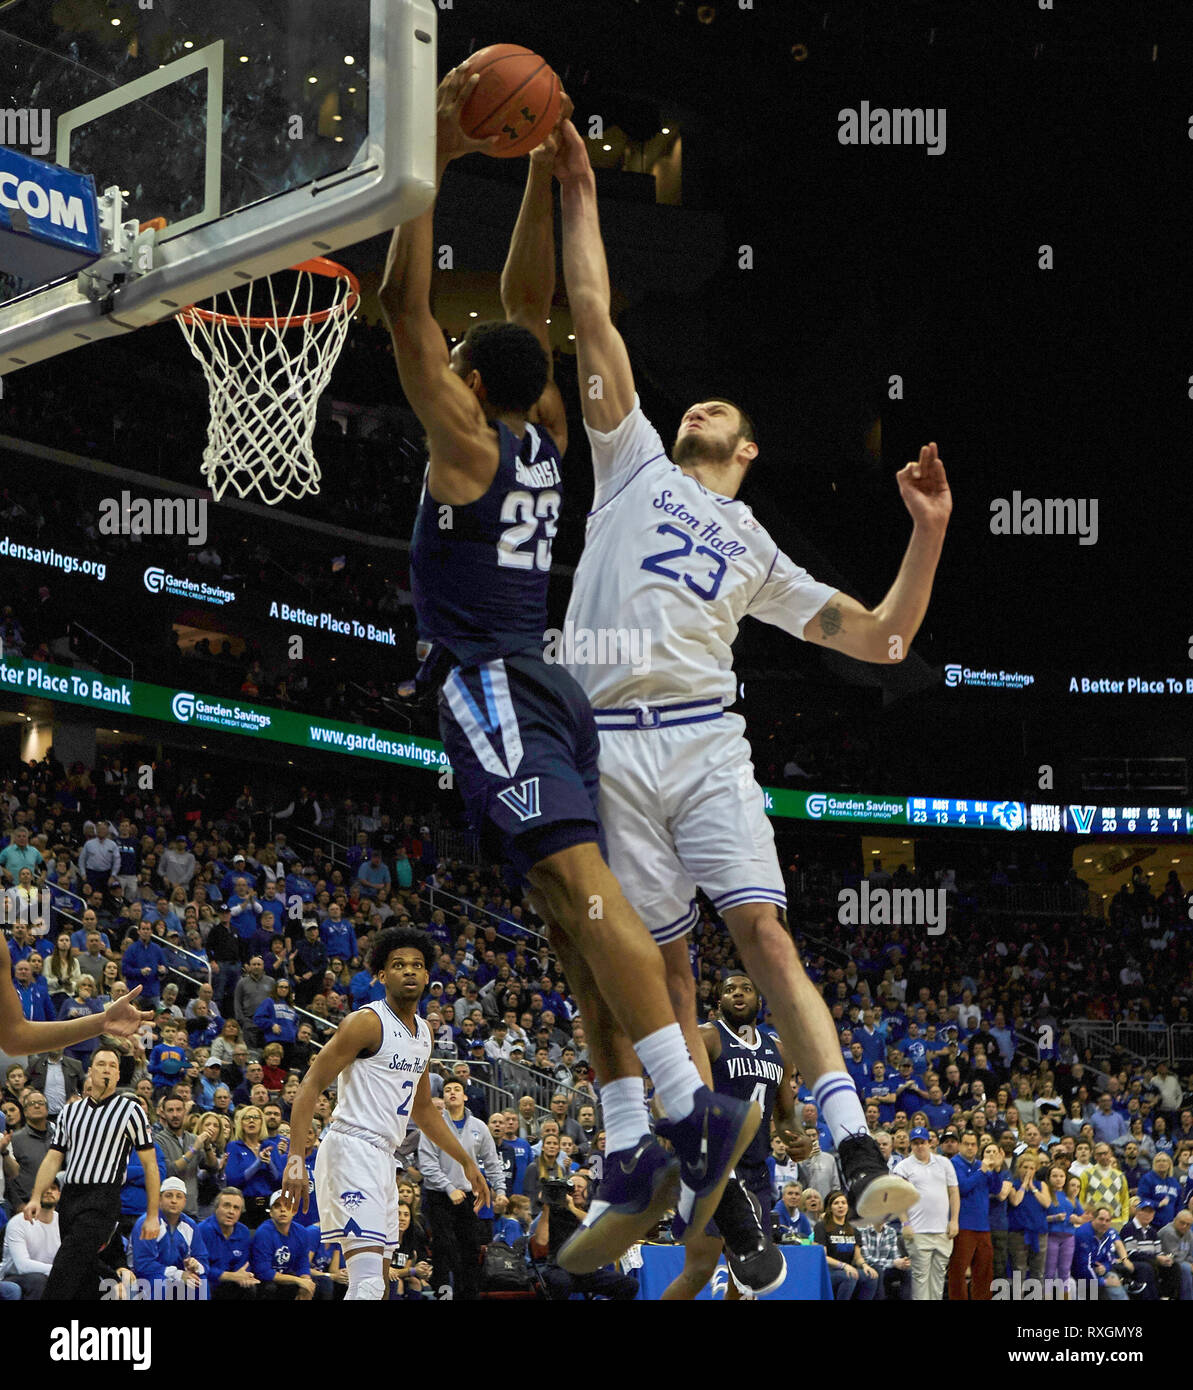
[1061,805,1190,836]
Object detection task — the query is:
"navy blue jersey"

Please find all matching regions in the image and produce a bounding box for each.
[710,1018,785,1175]
[410,420,563,666]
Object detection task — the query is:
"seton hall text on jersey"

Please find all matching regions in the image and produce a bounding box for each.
[387,1052,423,1072]
[652,489,748,558]
[724,1056,784,1084]
[515,457,561,489]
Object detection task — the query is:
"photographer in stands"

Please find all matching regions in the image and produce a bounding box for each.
[529,1170,638,1302]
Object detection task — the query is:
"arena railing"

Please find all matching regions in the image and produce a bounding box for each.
[271,820,354,875]
[418,882,549,949]
[1172,1025,1193,1068]
[148,931,212,990]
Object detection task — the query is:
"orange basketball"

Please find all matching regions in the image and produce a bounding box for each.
[459,44,561,158]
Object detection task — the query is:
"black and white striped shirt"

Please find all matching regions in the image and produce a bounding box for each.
[50,1092,153,1186]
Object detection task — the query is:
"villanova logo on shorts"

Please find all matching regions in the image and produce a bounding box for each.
[497,776,541,823]
[339,1190,366,1208]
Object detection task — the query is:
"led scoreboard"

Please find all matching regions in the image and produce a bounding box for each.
[1062,805,1190,836]
[906,798,1027,830]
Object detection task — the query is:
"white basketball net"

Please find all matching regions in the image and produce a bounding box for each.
[177,263,360,506]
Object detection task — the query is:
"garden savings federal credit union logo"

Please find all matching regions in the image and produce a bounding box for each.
[143,566,235,606]
[170,690,272,735]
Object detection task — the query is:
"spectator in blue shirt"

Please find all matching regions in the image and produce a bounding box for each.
[320,905,356,965]
[354,850,391,899]
[1072,1206,1131,1300]
[254,976,299,1057]
[1138,1153,1182,1229]
[500,1110,533,1193]
[284,866,317,907]
[349,964,384,1010]
[864,1062,898,1125]
[948,1131,1005,1300]
[12,958,50,1021]
[899,1024,930,1075]
[250,1191,321,1300]
[149,1022,189,1090]
[1090,1094,1130,1146]
[225,1106,276,1229]
[267,1123,319,1227]
[197,1187,259,1300]
[844,1041,870,1089]
[132,1176,208,1300]
[226,878,264,954]
[922,1082,954,1130]
[122,1138,169,1231]
[123,921,168,1000]
[773,1182,812,1238]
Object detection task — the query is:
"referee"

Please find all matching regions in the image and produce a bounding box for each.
[21,1045,161,1300]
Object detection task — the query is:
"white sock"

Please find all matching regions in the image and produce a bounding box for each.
[813,1071,868,1148]
[633,1024,702,1121]
[599,1076,651,1154]
[344,1249,385,1300]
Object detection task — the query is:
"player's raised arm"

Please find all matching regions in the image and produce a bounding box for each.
[801,443,951,663]
[501,97,573,458]
[280,1008,381,1212]
[554,119,636,434]
[378,67,502,504]
[0,934,153,1055]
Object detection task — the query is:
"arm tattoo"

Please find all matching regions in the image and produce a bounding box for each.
[818,604,844,640]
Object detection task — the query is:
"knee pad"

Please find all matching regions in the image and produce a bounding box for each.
[344,1248,386,1301]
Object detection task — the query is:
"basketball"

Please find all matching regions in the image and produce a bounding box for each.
[459,44,562,158]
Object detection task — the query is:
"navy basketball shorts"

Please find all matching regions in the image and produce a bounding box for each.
[439,651,608,883]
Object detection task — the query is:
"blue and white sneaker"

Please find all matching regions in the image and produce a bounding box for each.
[656,1087,761,1246]
[556,1134,680,1274]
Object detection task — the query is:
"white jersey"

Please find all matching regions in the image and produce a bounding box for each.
[564,395,838,708]
[331,1000,432,1151]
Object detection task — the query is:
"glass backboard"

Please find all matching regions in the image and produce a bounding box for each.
[0,0,438,373]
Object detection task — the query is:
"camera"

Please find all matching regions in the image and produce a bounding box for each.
[540,1177,574,1208]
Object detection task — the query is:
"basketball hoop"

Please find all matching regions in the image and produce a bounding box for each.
[177,257,361,505]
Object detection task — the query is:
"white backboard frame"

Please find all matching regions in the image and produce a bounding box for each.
[0,0,438,375]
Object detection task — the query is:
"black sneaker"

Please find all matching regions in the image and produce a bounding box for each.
[716,1177,785,1297]
[836,1130,918,1224]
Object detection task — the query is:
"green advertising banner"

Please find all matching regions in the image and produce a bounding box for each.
[5,655,1192,835]
[0,654,449,775]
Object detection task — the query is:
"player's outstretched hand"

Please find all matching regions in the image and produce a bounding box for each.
[102,984,155,1037]
[550,119,592,184]
[530,90,574,170]
[436,67,505,164]
[895,442,952,533]
[281,1150,310,1214]
[464,1159,491,1214]
[776,1124,815,1163]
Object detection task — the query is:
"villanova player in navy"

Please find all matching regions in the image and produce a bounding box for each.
[663,974,812,1299]
[378,68,760,1267]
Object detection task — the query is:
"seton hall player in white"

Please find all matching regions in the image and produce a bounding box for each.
[281,927,490,1300]
[549,116,952,1243]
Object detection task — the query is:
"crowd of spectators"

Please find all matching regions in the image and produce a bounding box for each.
[1,747,1192,1301]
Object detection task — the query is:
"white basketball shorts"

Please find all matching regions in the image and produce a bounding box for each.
[594,706,786,944]
[315,1125,399,1253]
